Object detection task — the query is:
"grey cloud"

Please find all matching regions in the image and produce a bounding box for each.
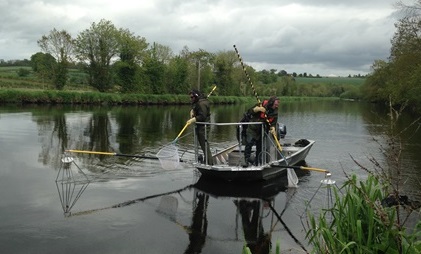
[0,0,399,76]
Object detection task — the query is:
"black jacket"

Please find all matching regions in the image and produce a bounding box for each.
[192,97,211,123]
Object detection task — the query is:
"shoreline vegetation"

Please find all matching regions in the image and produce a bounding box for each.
[0,89,341,105]
[0,65,361,105]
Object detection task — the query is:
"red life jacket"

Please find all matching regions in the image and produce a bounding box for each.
[259,100,276,123]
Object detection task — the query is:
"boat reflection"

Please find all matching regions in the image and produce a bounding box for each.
[184,191,209,253]
[55,167,306,253]
[186,176,290,254]
[234,199,271,253]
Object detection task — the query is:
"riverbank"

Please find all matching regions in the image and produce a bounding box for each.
[0,89,339,105]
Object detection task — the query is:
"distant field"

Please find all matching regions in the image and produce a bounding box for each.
[0,66,34,78]
[0,66,92,91]
[294,76,365,86]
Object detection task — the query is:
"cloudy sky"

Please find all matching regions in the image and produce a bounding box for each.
[1,0,402,76]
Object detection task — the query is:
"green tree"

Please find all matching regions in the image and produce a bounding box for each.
[389,17,421,109]
[17,68,30,77]
[166,55,190,94]
[186,48,215,91]
[30,52,56,82]
[362,60,391,102]
[364,3,421,113]
[114,28,148,93]
[142,42,168,94]
[214,50,241,96]
[278,69,287,76]
[37,28,74,90]
[75,19,120,92]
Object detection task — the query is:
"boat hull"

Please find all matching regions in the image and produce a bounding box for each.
[196,138,315,182]
[194,175,288,199]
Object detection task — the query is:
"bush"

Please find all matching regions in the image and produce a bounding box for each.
[17,68,31,77]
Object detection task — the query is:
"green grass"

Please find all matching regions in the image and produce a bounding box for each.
[0,66,95,91]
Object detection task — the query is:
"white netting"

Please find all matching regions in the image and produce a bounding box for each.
[156,144,180,170]
[287,168,299,188]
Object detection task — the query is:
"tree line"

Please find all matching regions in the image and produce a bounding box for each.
[29,19,284,96]
[2,19,362,99]
[362,0,421,114]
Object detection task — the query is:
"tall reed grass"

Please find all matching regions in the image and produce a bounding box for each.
[305,174,421,253]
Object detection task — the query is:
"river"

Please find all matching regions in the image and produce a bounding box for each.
[0,100,420,253]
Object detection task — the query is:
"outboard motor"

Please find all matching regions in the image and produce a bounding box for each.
[277,123,287,139]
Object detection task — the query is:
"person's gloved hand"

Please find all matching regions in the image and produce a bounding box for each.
[253,106,266,113]
[187,117,196,125]
[269,126,276,135]
[190,109,194,118]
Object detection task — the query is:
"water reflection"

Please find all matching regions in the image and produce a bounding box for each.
[192,177,302,254]
[58,172,306,253]
[184,192,209,253]
[4,101,421,253]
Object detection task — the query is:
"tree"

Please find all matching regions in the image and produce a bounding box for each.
[187,49,214,90]
[362,3,421,113]
[114,28,148,93]
[142,42,169,94]
[37,28,74,89]
[166,55,190,94]
[278,70,287,76]
[75,19,120,92]
[17,68,30,77]
[396,0,421,17]
[214,50,240,96]
[30,52,56,82]
[389,16,421,109]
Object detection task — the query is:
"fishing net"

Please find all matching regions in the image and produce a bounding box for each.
[287,168,299,188]
[156,144,180,170]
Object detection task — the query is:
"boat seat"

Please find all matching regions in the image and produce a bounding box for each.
[214,153,228,164]
[282,146,300,152]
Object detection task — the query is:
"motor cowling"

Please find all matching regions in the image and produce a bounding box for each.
[278,123,287,139]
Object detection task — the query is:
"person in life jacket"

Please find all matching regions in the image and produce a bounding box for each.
[243,96,279,167]
[187,89,213,165]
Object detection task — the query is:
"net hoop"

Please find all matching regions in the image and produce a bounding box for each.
[156,144,180,170]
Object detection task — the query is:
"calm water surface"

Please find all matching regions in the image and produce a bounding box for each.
[0,101,420,253]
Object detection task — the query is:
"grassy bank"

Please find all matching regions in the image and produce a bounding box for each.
[1,66,362,104]
[0,89,338,105]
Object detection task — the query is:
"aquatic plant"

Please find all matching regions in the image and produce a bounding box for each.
[305,107,421,253]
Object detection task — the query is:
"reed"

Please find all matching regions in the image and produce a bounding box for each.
[305,174,421,253]
[242,241,282,254]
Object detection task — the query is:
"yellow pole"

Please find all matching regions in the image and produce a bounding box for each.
[65,150,116,156]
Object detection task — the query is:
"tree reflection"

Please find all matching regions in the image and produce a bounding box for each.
[86,110,112,155]
[32,105,70,169]
[114,109,138,154]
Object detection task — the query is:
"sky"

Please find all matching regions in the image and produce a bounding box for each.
[0,0,403,76]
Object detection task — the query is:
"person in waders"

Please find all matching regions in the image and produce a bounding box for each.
[242,96,279,167]
[186,89,213,165]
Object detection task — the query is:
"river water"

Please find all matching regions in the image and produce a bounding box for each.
[0,100,420,253]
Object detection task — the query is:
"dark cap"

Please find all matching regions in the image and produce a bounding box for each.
[267,96,279,107]
[189,89,201,98]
